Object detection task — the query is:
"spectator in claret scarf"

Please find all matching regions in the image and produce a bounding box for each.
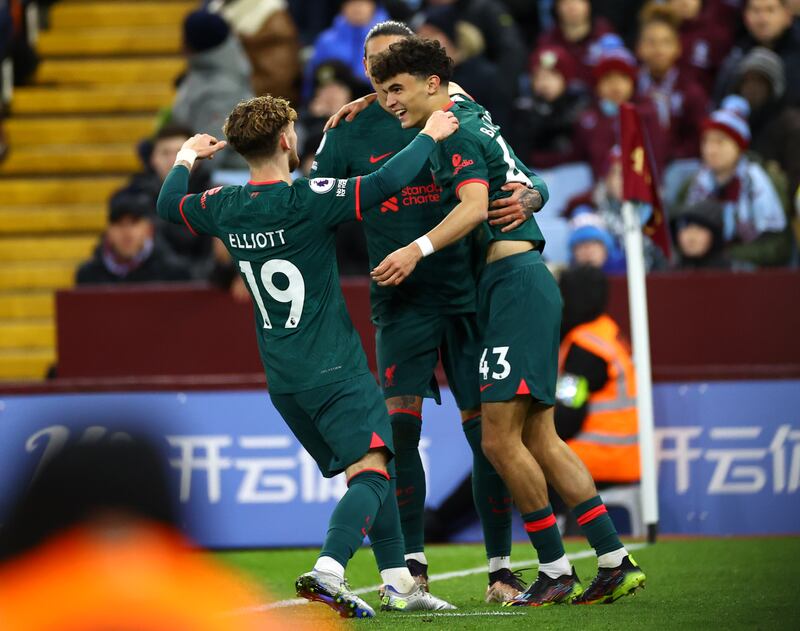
[636,2,709,161]
[682,95,793,267]
[538,0,617,89]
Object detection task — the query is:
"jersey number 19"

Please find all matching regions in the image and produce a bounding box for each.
[239,260,305,329]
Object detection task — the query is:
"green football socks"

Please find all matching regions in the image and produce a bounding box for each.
[462,415,513,560]
[320,469,389,567]
[368,463,408,571]
[573,495,625,557]
[390,410,426,553]
[522,505,566,564]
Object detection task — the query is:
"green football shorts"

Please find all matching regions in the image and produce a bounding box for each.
[476,250,562,405]
[270,372,394,478]
[374,307,481,412]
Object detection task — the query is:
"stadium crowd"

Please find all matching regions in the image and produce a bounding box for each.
[3,0,800,281]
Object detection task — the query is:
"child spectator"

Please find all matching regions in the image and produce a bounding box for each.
[301,60,365,141]
[670,199,750,269]
[682,95,793,267]
[668,0,732,90]
[636,3,709,161]
[573,45,665,179]
[303,0,387,102]
[512,45,590,169]
[76,196,190,285]
[538,0,617,88]
[173,10,252,169]
[567,207,625,273]
[733,47,800,194]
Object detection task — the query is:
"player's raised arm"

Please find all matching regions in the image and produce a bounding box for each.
[371,182,488,286]
[354,110,458,208]
[156,133,227,226]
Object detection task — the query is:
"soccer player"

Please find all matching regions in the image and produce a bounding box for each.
[369,37,647,606]
[156,95,458,617]
[311,21,539,602]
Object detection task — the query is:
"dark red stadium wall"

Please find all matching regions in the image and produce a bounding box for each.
[52,271,800,388]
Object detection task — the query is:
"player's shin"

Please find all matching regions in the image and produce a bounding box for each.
[390,411,427,556]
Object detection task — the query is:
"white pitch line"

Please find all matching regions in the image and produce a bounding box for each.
[241,542,647,613]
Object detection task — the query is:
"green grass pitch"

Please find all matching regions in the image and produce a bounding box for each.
[218,537,800,629]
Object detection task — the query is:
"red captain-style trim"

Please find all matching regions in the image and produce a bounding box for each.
[355,175,363,221]
[369,432,386,449]
[577,504,608,526]
[455,178,489,200]
[442,100,455,111]
[178,195,198,236]
[524,514,557,532]
[388,408,421,419]
[247,179,283,185]
[347,468,391,485]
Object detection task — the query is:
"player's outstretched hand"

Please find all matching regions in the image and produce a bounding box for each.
[487,183,543,232]
[324,93,378,131]
[371,244,422,286]
[422,111,459,142]
[182,134,227,160]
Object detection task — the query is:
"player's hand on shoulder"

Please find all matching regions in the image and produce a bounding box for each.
[370,244,423,287]
[324,93,377,131]
[488,183,543,232]
[422,111,459,142]
[182,134,228,160]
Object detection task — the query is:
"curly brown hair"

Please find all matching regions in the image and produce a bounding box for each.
[222,95,298,161]
[369,36,453,86]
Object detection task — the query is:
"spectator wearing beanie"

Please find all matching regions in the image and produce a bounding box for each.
[734,47,800,193]
[172,10,253,170]
[670,199,751,270]
[538,0,617,89]
[416,5,511,130]
[636,3,709,161]
[567,207,626,273]
[572,45,665,179]
[682,95,792,267]
[716,0,800,105]
[511,45,590,168]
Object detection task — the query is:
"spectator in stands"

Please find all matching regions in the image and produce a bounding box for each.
[173,10,252,169]
[211,0,301,104]
[567,207,625,273]
[302,0,387,102]
[572,45,665,178]
[76,196,190,285]
[538,0,617,89]
[668,0,733,90]
[670,199,751,269]
[733,47,800,193]
[553,265,639,526]
[301,60,364,141]
[416,5,511,129]
[716,0,800,104]
[288,0,341,46]
[512,45,589,169]
[636,2,709,161]
[682,95,793,267]
[420,0,528,99]
[118,124,214,278]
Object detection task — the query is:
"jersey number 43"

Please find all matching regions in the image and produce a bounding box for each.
[239,260,305,329]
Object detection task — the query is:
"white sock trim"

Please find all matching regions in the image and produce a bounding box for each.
[314,555,345,579]
[404,552,428,565]
[380,567,416,593]
[597,547,628,569]
[488,556,511,573]
[538,554,572,579]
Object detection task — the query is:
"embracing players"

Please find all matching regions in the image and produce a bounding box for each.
[368,37,647,606]
[313,22,542,602]
[156,96,457,617]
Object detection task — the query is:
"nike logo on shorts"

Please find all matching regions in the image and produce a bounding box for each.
[369,151,394,163]
[480,383,494,392]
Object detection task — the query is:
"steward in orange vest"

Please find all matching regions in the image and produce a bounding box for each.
[555,266,640,484]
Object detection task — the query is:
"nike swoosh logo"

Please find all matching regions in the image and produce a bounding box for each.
[369,152,394,163]
[480,383,494,392]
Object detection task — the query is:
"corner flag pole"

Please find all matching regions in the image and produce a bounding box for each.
[621,203,659,543]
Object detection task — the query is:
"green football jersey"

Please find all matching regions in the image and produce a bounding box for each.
[429,95,549,253]
[176,177,369,393]
[311,101,476,316]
